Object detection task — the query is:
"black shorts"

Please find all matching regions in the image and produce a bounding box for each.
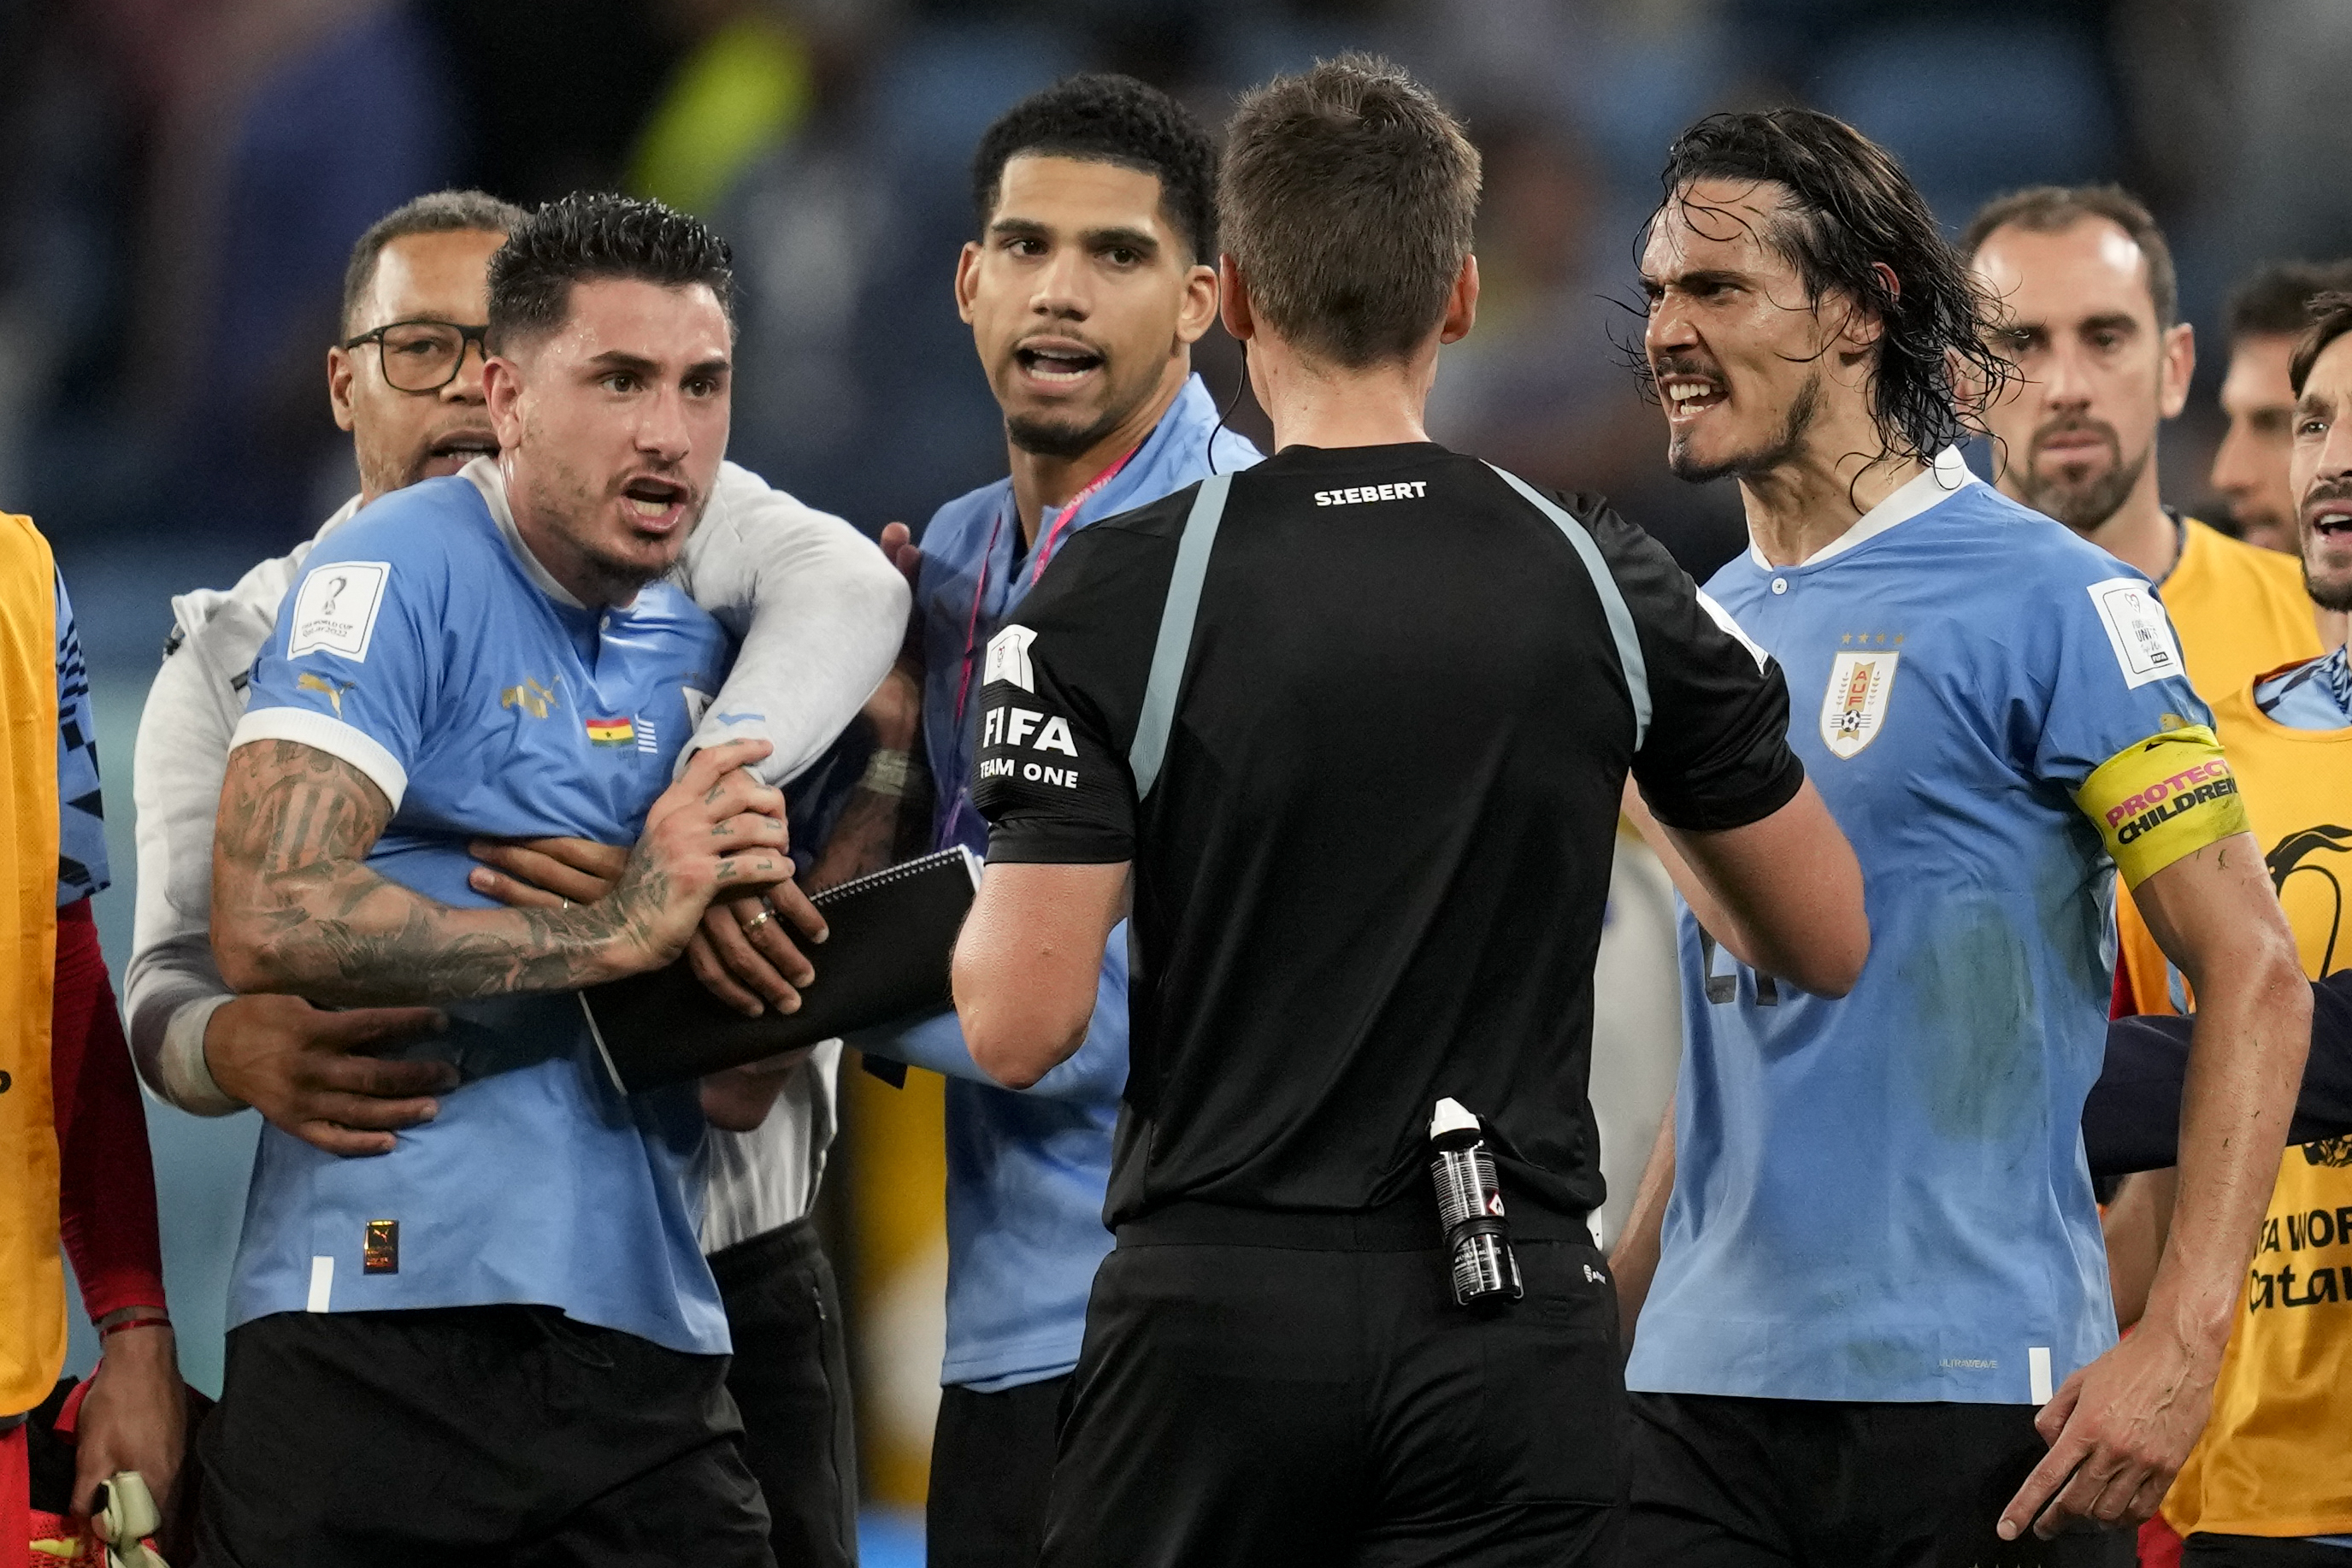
[192,1305,773,1567]
[928,1375,1070,1568]
[1625,1391,2135,1568]
[1040,1199,1624,1568]
[710,1217,858,1568]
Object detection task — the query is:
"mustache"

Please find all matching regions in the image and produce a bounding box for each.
[2030,416,2119,454]
[1649,351,1723,382]
[2302,475,2352,511]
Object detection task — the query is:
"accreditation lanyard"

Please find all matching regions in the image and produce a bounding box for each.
[939,447,1138,852]
[949,446,1138,727]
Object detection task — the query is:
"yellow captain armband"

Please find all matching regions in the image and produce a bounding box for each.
[2074,723,2251,888]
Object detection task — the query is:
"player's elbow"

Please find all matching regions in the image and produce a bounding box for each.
[209,905,294,995]
[211,932,275,996]
[2229,923,2315,1035]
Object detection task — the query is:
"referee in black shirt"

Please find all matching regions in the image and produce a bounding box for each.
[952,56,1871,1567]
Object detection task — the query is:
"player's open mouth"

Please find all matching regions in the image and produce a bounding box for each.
[622,476,687,527]
[423,432,498,470]
[2307,506,2352,539]
[1016,340,1105,386]
[1660,376,1725,419]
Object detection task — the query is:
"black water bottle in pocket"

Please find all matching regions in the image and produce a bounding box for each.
[1429,1098,1523,1307]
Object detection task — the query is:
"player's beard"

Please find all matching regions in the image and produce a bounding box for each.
[1668,368,1821,486]
[2017,418,2148,536]
[1004,350,1156,461]
[2300,476,2352,611]
[513,451,703,602]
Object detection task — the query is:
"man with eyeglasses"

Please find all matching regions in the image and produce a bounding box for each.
[126,190,900,1565]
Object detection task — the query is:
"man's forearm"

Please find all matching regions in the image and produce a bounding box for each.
[1609,1093,1676,1348]
[212,740,662,1005]
[2144,955,2309,1354]
[2144,964,2304,1353]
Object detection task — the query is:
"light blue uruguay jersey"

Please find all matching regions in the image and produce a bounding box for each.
[1627,452,2221,1405]
[883,374,1259,1391]
[226,465,734,1355]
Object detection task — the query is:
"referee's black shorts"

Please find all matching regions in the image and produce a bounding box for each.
[1039,1193,1624,1568]
[1624,1390,2135,1567]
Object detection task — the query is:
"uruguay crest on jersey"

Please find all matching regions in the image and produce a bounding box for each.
[1819,648,1899,757]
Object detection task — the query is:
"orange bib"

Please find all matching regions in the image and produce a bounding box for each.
[2159,683,2352,1536]
[0,512,63,1418]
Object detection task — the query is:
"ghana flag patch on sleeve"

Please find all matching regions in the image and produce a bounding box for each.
[586,716,636,748]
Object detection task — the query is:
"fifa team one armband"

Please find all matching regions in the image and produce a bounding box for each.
[2073,724,2251,888]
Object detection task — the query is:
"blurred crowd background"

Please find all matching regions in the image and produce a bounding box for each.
[13,0,2352,1549]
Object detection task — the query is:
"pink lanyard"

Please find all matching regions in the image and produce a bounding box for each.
[950,447,1137,723]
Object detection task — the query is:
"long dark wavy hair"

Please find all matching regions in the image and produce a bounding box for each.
[1643,109,2013,466]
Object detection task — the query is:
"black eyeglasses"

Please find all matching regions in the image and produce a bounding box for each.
[341,319,492,393]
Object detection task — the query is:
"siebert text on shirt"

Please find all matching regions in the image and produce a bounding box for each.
[1314,481,1429,506]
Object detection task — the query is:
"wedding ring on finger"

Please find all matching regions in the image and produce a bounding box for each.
[742,905,775,934]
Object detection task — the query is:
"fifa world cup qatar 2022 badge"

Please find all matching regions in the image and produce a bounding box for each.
[1819,640,1901,759]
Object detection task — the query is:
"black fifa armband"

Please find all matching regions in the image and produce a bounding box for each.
[976,694,1084,792]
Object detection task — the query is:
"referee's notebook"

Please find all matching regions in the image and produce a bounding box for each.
[581,847,981,1093]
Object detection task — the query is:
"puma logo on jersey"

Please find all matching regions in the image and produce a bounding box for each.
[983,704,1076,756]
[297,672,357,717]
[500,677,558,720]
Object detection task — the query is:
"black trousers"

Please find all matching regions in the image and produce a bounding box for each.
[192,1305,774,1568]
[2185,1536,2352,1566]
[1624,1391,2135,1567]
[926,1376,1069,1568]
[712,1217,860,1568]
[1040,1199,1623,1568]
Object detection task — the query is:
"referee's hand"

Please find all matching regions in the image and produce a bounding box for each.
[1995,1325,2217,1541]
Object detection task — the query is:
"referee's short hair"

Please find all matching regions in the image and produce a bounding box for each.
[341,190,528,336]
[486,192,734,354]
[1222,55,1482,368]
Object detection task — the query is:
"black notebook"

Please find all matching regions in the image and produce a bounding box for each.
[581,847,982,1094]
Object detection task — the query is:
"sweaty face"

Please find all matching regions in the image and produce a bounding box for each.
[1640,180,1835,484]
[1972,218,2177,535]
[958,153,1208,460]
[2213,333,2302,553]
[332,228,510,503]
[2288,333,2352,612]
[486,278,732,604]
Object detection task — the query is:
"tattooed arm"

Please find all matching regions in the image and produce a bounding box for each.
[212,736,793,1005]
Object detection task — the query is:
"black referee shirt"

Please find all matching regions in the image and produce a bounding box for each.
[970,441,1801,1224]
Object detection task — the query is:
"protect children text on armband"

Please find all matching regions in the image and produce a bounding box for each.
[2073,724,2251,888]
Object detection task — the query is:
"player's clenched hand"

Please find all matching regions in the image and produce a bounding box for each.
[204,993,453,1157]
[687,881,830,1017]
[467,835,630,907]
[605,739,793,970]
[1996,1324,2219,1541]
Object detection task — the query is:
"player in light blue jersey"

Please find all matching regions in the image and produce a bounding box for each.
[795,77,1259,1568]
[198,195,796,1565]
[1609,110,2312,1565]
